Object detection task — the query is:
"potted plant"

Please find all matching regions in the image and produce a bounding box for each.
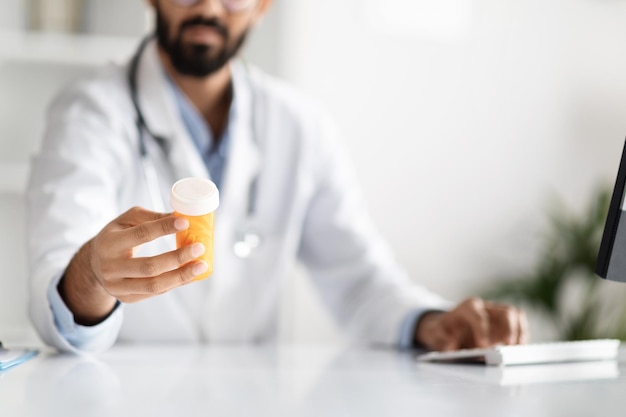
[482,186,626,341]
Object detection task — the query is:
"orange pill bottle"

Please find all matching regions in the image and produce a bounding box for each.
[170,177,220,281]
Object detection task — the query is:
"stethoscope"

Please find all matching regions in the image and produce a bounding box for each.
[128,35,262,259]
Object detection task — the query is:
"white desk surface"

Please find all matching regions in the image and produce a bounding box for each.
[1,344,626,417]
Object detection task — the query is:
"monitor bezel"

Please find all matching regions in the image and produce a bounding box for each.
[596,139,626,279]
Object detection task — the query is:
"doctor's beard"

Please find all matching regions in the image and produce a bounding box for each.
[155,10,249,78]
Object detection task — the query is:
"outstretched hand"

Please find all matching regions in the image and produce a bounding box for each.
[60,206,208,326]
[414,298,529,351]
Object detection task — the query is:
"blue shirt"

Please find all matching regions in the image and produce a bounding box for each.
[166,76,233,189]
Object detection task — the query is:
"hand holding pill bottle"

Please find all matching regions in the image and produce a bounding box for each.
[170,177,220,281]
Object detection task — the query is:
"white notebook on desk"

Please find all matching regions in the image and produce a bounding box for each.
[416,339,621,366]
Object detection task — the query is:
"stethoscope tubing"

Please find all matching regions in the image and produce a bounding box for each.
[128,35,262,258]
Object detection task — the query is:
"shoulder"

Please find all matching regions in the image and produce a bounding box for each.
[40,61,137,161]
[245,65,334,131]
[244,65,349,174]
[47,62,132,127]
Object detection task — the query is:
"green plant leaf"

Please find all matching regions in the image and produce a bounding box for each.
[481,185,622,341]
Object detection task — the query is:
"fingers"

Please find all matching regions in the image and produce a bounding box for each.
[484,301,528,346]
[119,243,206,279]
[484,302,517,345]
[517,308,530,344]
[109,212,189,252]
[109,260,209,299]
[81,207,212,309]
[99,242,208,302]
[456,298,490,348]
[423,298,530,352]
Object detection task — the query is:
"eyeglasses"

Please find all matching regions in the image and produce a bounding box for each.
[169,0,257,13]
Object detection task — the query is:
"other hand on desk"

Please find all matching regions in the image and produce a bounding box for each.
[414,297,529,351]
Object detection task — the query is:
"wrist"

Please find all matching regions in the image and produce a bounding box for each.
[414,311,444,348]
[60,241,117,326]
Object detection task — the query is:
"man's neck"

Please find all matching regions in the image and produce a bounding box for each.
[159,48,233,140]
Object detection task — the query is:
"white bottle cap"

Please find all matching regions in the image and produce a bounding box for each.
[170,177,220,216]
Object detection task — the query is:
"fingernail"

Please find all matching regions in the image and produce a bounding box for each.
[174,218,189,230]
[191,243,205,258]
[192,261,208,276]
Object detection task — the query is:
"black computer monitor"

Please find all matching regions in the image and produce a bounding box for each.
[596,139,626,282]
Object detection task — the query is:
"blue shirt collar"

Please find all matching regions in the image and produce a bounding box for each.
[165,72,239,188]
[165,74,236,158]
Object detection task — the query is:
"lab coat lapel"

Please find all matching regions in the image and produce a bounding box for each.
[203,63,261,340]
[219,61,261,218]
[136,40,209,181]
[137,47,261,339]
[134,41,213,337]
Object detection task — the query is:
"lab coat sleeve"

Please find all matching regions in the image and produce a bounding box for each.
[26,78,131,353]
[47,271,124,351]
[297,114,453,347]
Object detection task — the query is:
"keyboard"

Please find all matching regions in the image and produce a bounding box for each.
[416,339,621,366]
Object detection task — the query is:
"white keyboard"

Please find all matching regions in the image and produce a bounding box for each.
[416,339,621,366]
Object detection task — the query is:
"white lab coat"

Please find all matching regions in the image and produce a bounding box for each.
[26,40,450,353]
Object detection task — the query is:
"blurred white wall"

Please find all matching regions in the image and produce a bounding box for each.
[81,0,148,36]
[3,0,626,345]
[0,0,25,30]
[280,0,626,340]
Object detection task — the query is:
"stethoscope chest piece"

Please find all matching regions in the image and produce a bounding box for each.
[233,224,262,259]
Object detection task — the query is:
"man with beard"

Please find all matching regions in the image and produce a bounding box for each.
[27,0,528,353]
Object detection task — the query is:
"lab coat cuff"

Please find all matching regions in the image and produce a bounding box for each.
[47,272,123,351]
